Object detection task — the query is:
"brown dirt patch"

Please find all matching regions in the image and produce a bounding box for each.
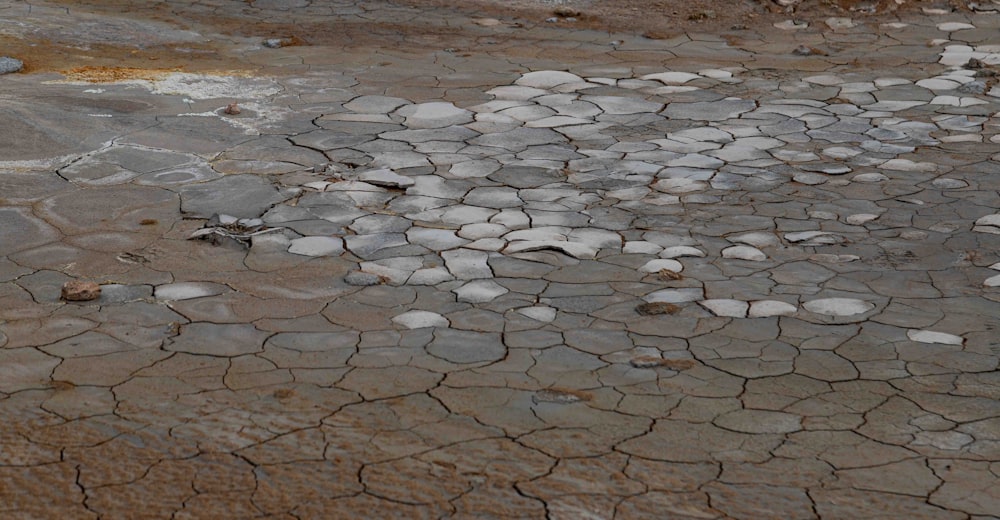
[401,0,959,36]
[7,0,972,76]
[3,35,232,75]
[60,65,181,83]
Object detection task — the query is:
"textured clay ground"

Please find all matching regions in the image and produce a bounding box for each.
[1,0,1000,518]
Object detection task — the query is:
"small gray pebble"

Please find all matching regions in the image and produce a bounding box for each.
[262,39,285,49]
[0,56,23,74]
[957,81,986,94]
[345,271,383,286]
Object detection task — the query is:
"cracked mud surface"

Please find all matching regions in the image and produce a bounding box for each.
[2,0,1000,518]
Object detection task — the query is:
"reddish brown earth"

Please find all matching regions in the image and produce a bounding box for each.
[8,0,969,75]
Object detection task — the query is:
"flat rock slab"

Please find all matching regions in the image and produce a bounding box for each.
[177,174,288,218]
[288,236,344,257]
[907,329,964,345]
[37,184,177,234]
[395,102,473,128]
[0,208,60,256]
[516,70,584,88]
[344,233,409,259]
[664,100,757,121]
[802,298,875,316]
[0,348,61,393]
[392,310,449,329]
[0,100,142,162]
[167,323,270,356]
[714,409,802,434]
[427,329,505,363]
[154,282,227,300]
[357,168,415,188]
[488,166,566,188]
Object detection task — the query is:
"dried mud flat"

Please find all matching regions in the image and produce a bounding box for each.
[2,0,1000,518]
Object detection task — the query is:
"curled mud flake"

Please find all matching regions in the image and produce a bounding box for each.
[629,356,667,368]
[629,357,697,370]
[139,218,159,226]
[658,269,683,281]
[532,388,592,404]
[472,18,502,27]
[273,388,296,399]
[662,358,697,370]
[165,322,182,337]
[49,381,76,392]
[636,302,680,316]
[116,252,149,265]
[61,280,101,301]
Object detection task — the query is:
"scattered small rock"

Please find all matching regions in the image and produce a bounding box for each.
[849,2,877,14]
[223,102,241,115]
[0,56,23,75]
[636,302,680,316]
[658,269,683,281]
[165,322,181,336]
[793,45,827,56]
[189,213,284,246]
[61,280,101,301]
[688,10,716,21]
[262,38,286,49]
[774,19,808,30]
[967,58,985,69]
[532,388,591,404]
[553,6,580,17]
[643,30,675,39]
